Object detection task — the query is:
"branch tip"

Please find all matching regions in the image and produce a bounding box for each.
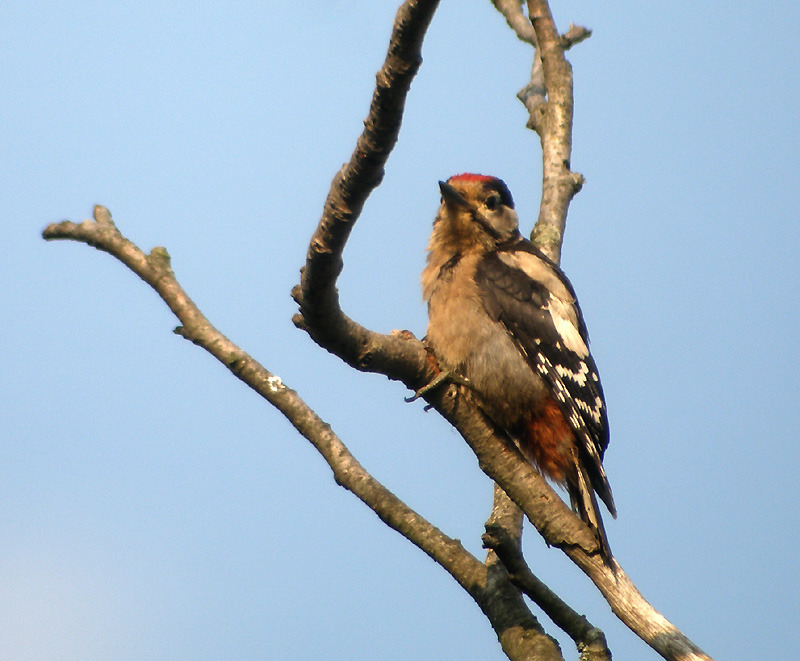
[290,283,303,304]
[148,246,172,270]
[292,313,308,331]
[93,205,113,225]
[560,24,592,50]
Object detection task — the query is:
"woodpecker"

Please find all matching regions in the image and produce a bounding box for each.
[421,173,616,557]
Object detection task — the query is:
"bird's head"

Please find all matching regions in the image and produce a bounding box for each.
[431,174,520,254]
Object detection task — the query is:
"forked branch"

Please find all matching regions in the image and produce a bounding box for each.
[42,0,714,659]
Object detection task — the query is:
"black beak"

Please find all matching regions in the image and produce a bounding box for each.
[439,180,469,207]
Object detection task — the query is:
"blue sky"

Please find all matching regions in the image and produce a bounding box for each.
[3,1,799,659]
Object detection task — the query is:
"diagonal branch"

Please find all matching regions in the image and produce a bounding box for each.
[41,208,475,580]
[42,206,559,661]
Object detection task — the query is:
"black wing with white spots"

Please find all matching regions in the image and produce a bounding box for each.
[475,240,615,515]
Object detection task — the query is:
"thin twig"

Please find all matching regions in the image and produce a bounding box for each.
[560,23,592,50]
[492,0,537,44]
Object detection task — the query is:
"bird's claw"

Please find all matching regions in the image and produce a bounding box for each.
[405,371,471,403]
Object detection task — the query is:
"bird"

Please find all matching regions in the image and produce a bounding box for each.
[420,173,616,557]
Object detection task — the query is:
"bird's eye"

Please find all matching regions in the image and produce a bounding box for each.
[485,194,501,211]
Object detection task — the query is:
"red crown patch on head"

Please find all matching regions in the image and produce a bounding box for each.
[447,173,514,209]
[448,173,497,184]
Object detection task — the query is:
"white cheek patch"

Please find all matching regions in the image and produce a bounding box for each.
[547,296,588,357]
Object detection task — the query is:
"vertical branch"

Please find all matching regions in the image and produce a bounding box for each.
[485,485,524,570]
[491,4,713,659]
[524,0,585,263]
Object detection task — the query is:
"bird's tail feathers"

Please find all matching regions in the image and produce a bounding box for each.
[569,460,613,562]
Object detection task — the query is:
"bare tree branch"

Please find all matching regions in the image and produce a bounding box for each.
[292,0,440,398]
[41,1,715,659]
[41,206,561,661]
[40,207,478,584]
[492,0,536,44]
[483,523,611,661]
[524,0,585,263]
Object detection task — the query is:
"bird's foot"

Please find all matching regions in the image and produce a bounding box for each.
[405,369,471,403]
